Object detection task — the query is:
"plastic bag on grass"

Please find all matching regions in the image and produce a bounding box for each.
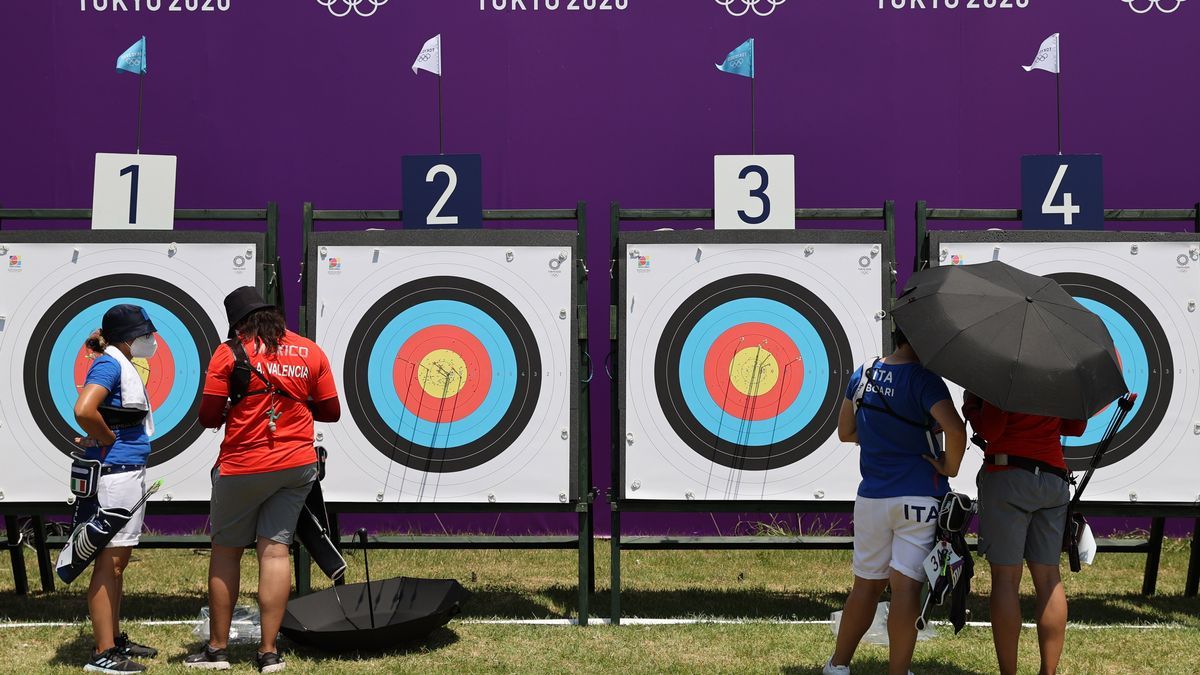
[192,605,264,645]
[830,601,937,646]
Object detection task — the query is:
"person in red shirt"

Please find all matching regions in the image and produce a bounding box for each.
[185,287,339,673]
[964,391,1086,675]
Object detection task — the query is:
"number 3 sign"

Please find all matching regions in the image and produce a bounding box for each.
[91,153,177,230]
[714,155,795,230]
[402,154,484,229]
[1021,155,1104,230]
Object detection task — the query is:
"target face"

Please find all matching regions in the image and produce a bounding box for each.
[311,231,576,504]
[0,233,264,503]
[622,231,887,501]
[934,234,1199,503]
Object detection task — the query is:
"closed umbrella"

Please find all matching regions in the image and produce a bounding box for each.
[891,261,1126,419]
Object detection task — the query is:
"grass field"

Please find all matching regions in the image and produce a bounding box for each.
[1,536,1197,673]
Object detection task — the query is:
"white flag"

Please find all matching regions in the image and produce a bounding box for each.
[412,34,442,76]
[1022,33,1060,74]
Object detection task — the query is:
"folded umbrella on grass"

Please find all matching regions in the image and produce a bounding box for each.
[892,261,1127,419]
[56,479,162,584]
[280,529,470,652]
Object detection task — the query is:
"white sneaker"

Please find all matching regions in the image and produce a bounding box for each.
[823,658,851,675]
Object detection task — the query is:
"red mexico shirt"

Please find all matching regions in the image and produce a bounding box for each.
[963,397,1087,471]
[203,331,339,476]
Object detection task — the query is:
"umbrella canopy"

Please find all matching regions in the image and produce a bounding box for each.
[892,261,1126,419]
[280,577,470,652]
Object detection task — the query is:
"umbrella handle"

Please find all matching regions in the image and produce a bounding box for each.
[356,528,375,629]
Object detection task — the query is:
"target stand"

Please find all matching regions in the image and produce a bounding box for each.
[916,203,1200,598]
[607,203,897,623]
[0,205,280,595]
[301,204,595,623]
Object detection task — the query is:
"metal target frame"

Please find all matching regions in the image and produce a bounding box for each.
[915,202,1200,599]
[0,204,279,596]
[300,203,596,624]
[607,202,898,623]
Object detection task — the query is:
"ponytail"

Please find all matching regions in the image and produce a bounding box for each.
[85,329,108,354]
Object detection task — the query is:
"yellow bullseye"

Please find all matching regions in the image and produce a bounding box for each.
[728,347,779,396]
[418,349,469,398]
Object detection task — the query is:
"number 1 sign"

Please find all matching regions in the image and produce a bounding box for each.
[1021,155,1104,231]
[714,155,796,230]
[91,153,177,230]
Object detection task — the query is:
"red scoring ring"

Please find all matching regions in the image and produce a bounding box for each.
[73,337,175,411]
[702,322,804,421]
[393,325,493,424]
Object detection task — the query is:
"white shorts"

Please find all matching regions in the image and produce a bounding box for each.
[97,469,147,548]
[852,495,939,582]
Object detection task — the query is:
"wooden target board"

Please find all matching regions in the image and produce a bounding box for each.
[307,230,578,504]
[619,230,889,502]
[0,231,264,504]
[931,231,1200,504]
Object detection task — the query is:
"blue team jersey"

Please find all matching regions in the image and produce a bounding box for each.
[845,360,951,499]
[83,355,151,466]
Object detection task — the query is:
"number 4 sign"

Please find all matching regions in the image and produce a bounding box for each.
[91,153,177,230]
[1021,155,1104,230]
[714,155,795,230]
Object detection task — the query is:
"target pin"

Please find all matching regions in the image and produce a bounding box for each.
[1130,244,1140,256]
[71,248,80,264]
[0,315,6,332]
[630,481,641,492]
[1188,300,1196,313]
[167,243,178,257]
[1129,492,1138,503]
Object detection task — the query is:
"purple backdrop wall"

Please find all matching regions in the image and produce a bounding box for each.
[3,0,1197,536]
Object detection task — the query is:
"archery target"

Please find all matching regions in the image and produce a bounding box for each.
[311,232,575,504]
[0,235,262,503]
[934,236,1200,503]
[622,233,886,501]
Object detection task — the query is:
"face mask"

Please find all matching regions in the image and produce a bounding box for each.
[130,334,158,359]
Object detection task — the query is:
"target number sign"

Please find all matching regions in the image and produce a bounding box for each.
[1021,154,1104,230]
[714,155,796,230]
[91,153,177,230]
[401,154,483,229]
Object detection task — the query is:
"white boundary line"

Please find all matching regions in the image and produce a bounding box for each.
[0,618,1186,630]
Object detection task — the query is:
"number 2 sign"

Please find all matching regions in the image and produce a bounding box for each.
[714,155,795,230]
[91,153,177,230]
[402,154,483,229]
[1021,155,1104,230]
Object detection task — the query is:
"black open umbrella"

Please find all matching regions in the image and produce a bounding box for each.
[892,261,1126,419]
[280,530,470,652]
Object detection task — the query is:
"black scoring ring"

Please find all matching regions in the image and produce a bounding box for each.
[24,274,220,467]
[343,276,542,473]
[654,273,854,471]
[1048,272,1172,470]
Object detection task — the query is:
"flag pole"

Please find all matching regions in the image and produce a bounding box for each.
[750,74,756,155]
[136,72,144,154]
[438,73,444,155]
[1055,71,1062,155]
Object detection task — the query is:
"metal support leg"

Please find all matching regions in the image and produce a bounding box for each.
[294,545,312,597]
[327,511,345,587]
[577,509,590,626]
[4,515,29,595]
[587,502,596,595]
[1141,516,1166,597]
[31,516,55,593]
[610,507,621,625]
[1185,517,1200,598]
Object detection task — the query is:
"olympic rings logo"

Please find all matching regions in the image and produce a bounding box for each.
[716,0,787,18]
[317,0,388,18]
[1123,0,1186,13]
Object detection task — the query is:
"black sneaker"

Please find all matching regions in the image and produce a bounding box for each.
[183,644,231,670]
[115,632,159,659]
[255,651,285,673]
[84,647,147,673]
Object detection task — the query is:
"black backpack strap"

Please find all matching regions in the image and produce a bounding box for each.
[855,360,936,431]
[224,338,301,408]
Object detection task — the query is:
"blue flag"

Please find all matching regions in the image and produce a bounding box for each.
[716,38,754,78]
[116,36,147,75]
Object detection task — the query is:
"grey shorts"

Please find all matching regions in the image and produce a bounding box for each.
[210,463,318,547]
[978,468,1069,566]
